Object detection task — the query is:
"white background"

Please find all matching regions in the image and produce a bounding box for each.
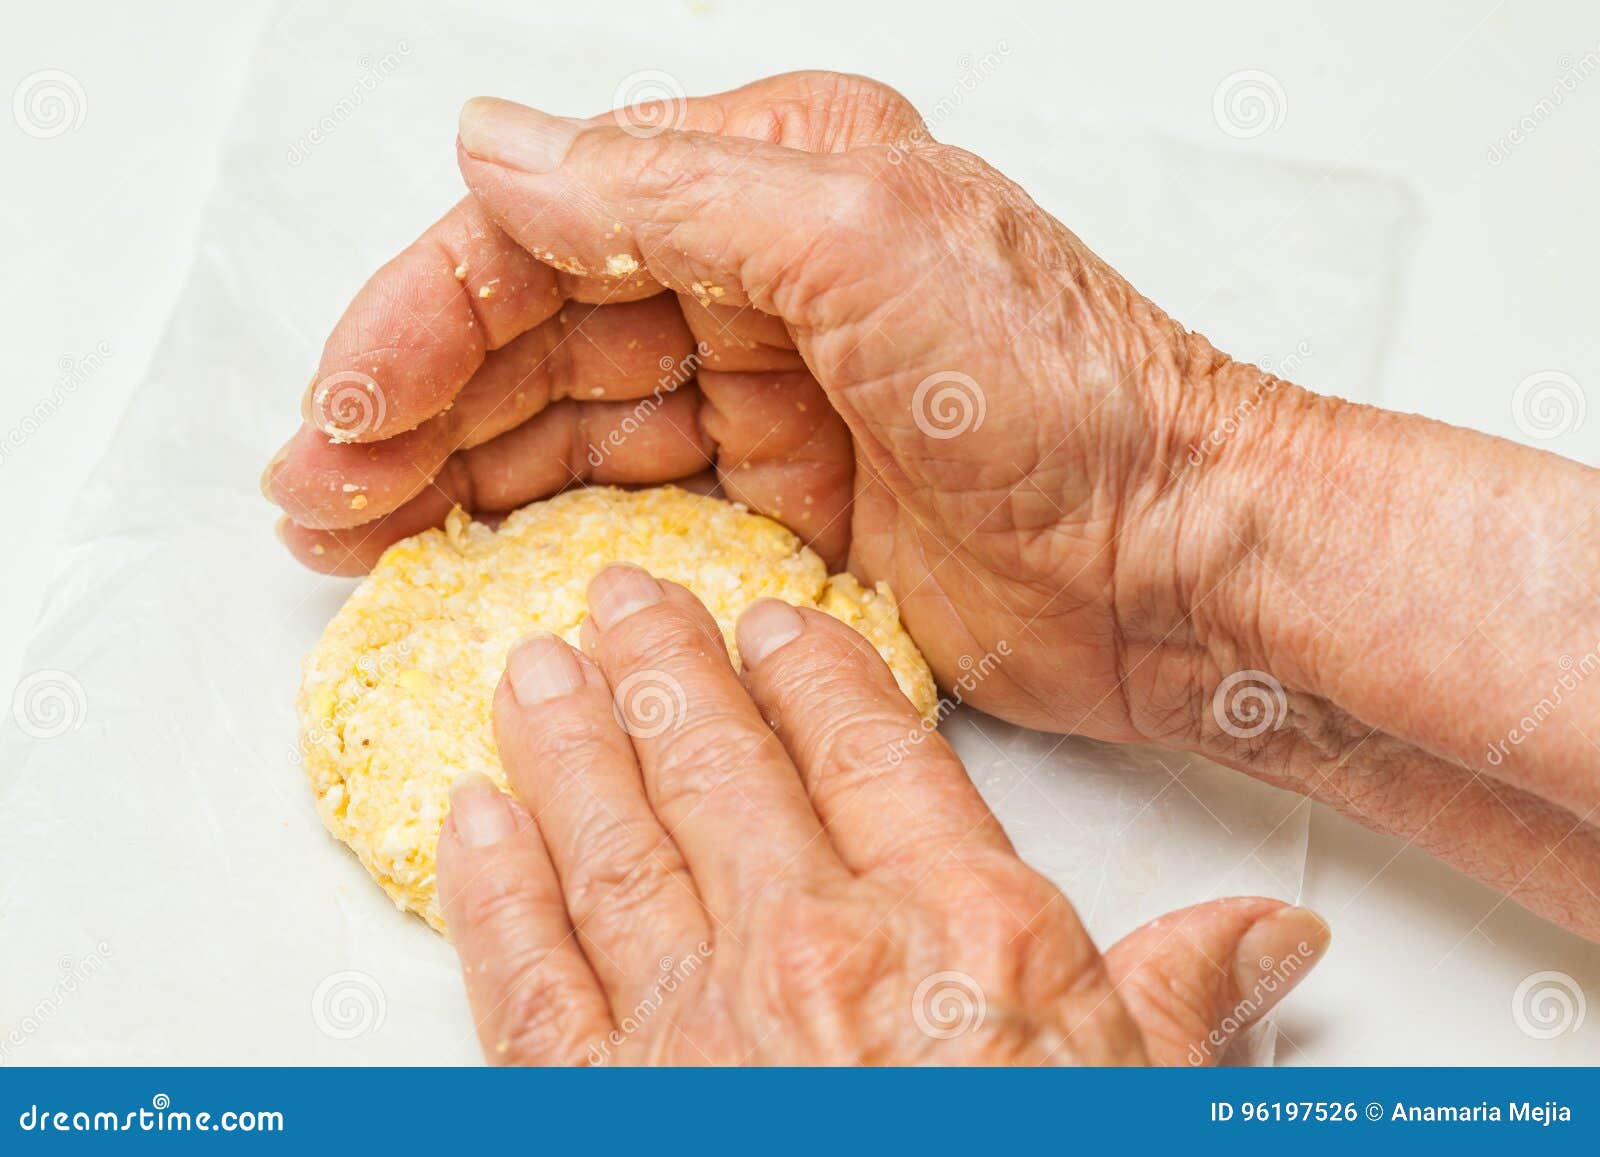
[2,0,1597,1064]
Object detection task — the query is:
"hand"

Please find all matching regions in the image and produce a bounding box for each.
[262,71,1184,739]
[436,564,1329,1065]
[265,71,1600,940]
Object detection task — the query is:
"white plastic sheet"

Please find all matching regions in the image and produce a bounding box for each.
[0,0,1415,1065]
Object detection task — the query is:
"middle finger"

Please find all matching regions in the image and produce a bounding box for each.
[583,565,847,919]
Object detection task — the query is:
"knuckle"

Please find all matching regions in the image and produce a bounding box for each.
[523,702,615,769]
[646,714,775,810]
[826,150,915,237]
[772,72,920,150]
[749,883,891,998]
[606,603,725,674]
[493,963,593,1065]
[799,706,914,798]
[1115,965,1218,1056]
[563,823,681,924]
[452,867,563,940]
[939,854,1073,944]
[611,134,704,206]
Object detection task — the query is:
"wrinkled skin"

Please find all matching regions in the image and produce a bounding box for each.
[263,72,1198,740]
[266,71,1600,1062]
[437,566,1328,1065]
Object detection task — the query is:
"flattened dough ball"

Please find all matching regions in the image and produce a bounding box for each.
[297,485,938,931]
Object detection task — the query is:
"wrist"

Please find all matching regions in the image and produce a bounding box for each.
[1110,342,1348,749]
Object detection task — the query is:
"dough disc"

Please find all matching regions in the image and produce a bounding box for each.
[296,485,937,931]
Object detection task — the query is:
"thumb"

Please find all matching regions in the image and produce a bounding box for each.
[1103,898,1331,1066]
[455,98,929,336]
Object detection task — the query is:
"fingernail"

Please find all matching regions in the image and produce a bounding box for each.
[1233,906,1331,1009]
[459,97,582,174]
[588,564,662,630]
[737,599,804,667]
[506,631,585,706]
[448,772,518,848]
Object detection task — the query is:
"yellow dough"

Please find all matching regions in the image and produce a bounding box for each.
[296,485,938,932]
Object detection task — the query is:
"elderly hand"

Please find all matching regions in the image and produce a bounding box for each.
[265,71,1600,941]
[436,565,1328,1065]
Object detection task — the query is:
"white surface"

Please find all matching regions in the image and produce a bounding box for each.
[2,0,1596,1065]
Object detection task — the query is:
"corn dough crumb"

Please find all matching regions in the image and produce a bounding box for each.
[297,485,937,932]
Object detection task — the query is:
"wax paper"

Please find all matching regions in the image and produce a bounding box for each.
[0,0,1415,1065]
